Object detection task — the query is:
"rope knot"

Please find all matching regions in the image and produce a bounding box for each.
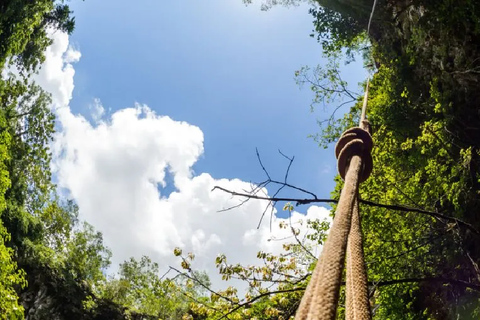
[335,127,373,183]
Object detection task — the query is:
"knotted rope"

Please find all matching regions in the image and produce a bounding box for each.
[296,82,372,320]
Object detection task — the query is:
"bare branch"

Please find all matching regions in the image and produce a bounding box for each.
[211,186,323,206]
[375,277,480,291]
[288,213,317,261]
[268,179,318,199]
[257,187,275,230]
[317,99,356,126]
[210,186,480,235]
[179,290,222,314]
[256,148,271,180]
[333,67,359,100]
[217,196,251,213]
[359,199,480,236]
[278,149,294,183]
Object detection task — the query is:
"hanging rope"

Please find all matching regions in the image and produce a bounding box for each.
[345,82,372,320]
[294,0,379,315]
[346,196,371,320]
[295,82,372,320]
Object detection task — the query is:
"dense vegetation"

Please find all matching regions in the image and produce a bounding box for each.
[0,1,207,319]
[315,0,480,318]
[0,0,479,319]
[187,0,480,318]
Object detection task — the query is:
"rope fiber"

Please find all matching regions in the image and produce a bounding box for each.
[295,83,373,320]
[295,0,379,315]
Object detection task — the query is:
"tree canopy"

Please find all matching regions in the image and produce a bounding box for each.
[294,0,480,318]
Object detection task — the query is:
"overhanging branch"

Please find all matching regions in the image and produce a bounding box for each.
[374,277,480,291]
[169,262,480,319]
[211,186,480,235]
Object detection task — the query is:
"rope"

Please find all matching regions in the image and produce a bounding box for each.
[346,100,372,320]
[367,0,378,36]
[346,197,371,320]
[296,153,364,319]
[295,0,378,315]
[295,84,372,320]
[360,79,370,124]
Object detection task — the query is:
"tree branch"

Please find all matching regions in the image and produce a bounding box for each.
[217,287,305,320]
[216,277,480,319]
[211,186,480,235]
[168,266,237,305]
[374,277,480,291]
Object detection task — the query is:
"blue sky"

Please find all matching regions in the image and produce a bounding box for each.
[39,0,366,287]
[68,0,366,203]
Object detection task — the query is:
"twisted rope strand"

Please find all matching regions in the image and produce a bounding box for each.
[296,83,372,319]
[296,154,363,319]
[346,196,371,320]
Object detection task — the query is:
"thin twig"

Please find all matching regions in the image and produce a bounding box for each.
[269,179,318,199]
[367,232,445,265]
[256,148,271,180]
[374,277,480,291]
[278,149,294,183]
[317,99,356,126]
[217,288,305,320]
[169,266,237,305]
[288,212,317,261]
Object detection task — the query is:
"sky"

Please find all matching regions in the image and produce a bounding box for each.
[35,0,366,289]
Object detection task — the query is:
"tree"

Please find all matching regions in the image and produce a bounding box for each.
[298,0,480,317]
[0,0,75,72]
[2,0,480,318]
[172,1,480,318]
[0,1,78,318]
[0,110,25,319]
[102,255,210,319]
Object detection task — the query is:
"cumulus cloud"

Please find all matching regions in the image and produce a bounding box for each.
[39,31,331,289]
[33,31,80,107]
[88,98,105,123]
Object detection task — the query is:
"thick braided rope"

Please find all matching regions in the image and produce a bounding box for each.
[296,154,363,319]
[295,126,373,319]
[346,196,371,320]
[345,119,372,320]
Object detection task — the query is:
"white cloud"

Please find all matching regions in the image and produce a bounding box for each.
[39,31,331,289]
[89,98,105,123]
[33,31,80,107]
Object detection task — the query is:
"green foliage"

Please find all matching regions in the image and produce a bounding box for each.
[0,1,77,313]
[305,0,480,318]
[238,0,480,318]
[65,221,112,286]
[172,204,330,319]
[13,199,118,319]
[309,5,366,55]
[0,76,55,251]
[102,255,208,319]
[2,0,480,318]
[0,0,192,318]
[0,2,127,317]
[0,0,76,72]
[0,85,26,318]
[0,225,26,320]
